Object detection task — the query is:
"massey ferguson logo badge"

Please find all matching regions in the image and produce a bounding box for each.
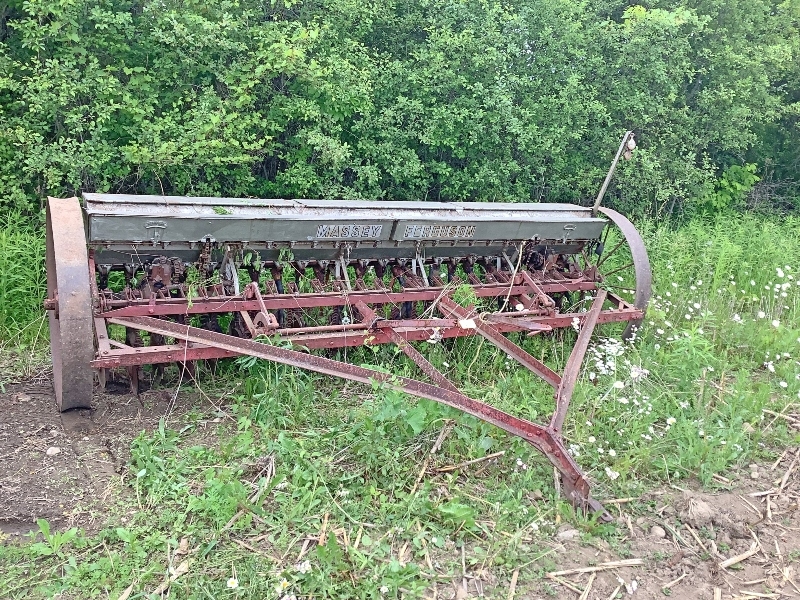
[403,224,476,239]
[315,224,383,239]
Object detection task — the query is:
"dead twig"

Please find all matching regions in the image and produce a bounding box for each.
[507,569,519,600]
[719,542,759,569]
[662,572,687,591]
[739,495,763,519]
[778,453,798,493]
[547,559,643,578]
[549,575,584,594]
[410,420,455,494]
[437,451,505,473]
[578,572,596,600]
[151,558,191,595]
[604,497,639,505]
[116,583,135,600]
[771,448,789,470]
[684,524,709,553]
[318,512,329,545]
[606,584,622,600]
[231,538,274,559]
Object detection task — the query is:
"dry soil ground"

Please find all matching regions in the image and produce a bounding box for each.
[1,377,799,600]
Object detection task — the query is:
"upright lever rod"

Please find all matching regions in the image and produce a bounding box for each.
[592,130,636,216]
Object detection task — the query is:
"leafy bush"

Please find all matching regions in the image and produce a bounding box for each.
[0,0,797,214]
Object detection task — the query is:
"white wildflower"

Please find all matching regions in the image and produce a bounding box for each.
[296,560,312,574]
[613,381,625,389]
[605,467,620,480]
[227,577,239,589]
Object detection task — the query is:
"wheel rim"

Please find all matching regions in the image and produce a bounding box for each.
[595,208,652,340]
[46,196,94,411]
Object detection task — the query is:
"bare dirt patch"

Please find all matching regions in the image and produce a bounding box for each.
[526,464,800,599]
[0,379,211,538]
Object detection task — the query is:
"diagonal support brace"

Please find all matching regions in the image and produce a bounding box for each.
[436,296,562,389]
[551,290,607,434]
[353,300,460,394]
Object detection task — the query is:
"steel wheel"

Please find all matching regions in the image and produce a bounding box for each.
[46,197,94,411]
[594,208,652,340]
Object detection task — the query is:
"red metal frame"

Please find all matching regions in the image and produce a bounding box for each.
[44,194,652,519]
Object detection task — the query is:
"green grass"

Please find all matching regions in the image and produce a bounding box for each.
[1,213,799,598]
[0,212,49,386]
[0,212,46,342]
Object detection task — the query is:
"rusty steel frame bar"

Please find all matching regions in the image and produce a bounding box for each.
[551,290,607,434]
[436,296,562,389]
[353,300,461,395]
[90,304,641,369]
[248,307,640,350]
[93,281,605,318]
[108,314,609,518]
